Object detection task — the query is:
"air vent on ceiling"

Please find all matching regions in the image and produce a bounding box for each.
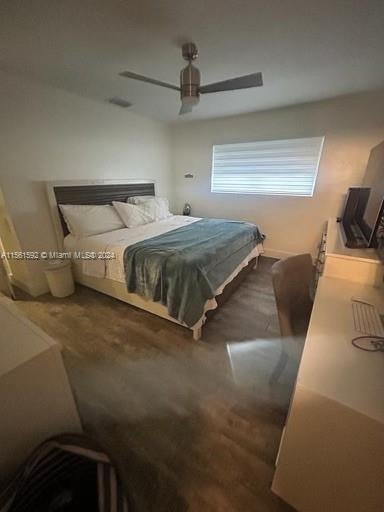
[108,97,132,108]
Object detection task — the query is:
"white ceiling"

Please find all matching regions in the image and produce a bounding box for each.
[1,0,383,124]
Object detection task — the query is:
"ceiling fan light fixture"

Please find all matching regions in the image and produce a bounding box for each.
[181,95,199,106]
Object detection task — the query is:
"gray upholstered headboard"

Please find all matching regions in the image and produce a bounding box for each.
[49,181,155,238]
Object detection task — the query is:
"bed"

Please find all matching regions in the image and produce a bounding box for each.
[46,180,264,340]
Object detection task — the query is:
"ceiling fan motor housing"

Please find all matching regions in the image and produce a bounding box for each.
[182,42,198,61]
[180,63,200,104]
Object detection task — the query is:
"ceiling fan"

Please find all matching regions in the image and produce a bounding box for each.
[120,43,263,115]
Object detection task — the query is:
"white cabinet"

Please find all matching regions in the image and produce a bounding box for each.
[322,218,384,286]
[0,295,82,480]
[272,239,384,511]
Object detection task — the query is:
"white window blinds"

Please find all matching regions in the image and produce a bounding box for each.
[211,136,324,197]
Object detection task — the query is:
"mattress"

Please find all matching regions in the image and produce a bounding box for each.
[64,215,201,282]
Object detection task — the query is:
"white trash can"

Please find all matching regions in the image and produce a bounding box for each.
[44,260,75,298]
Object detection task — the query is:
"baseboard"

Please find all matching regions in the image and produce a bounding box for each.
[262,248,297,260]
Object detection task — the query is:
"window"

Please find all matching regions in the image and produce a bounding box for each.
[211,136,324,197]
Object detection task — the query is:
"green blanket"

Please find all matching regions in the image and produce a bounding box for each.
[123,218,264,327]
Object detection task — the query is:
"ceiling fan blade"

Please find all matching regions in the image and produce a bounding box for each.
[179,103,193,115]
[119,71,180,91]
[199,72,263,94]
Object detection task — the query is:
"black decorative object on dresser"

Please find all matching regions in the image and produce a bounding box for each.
[183,202,191,216]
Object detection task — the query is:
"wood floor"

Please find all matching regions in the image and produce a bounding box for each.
[16,257,301,512]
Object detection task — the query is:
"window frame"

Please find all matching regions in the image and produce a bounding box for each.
[210,136,325,198]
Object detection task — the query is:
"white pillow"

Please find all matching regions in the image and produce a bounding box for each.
[59,204,125,238]
[112,201,155,228]
[126,196,171,220]
[141,199,171,221]
[126,195,155,204]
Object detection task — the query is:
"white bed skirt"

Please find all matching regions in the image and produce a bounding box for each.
[71,245,261,340]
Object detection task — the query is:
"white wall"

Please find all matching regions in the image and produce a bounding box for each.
[172,90,384,258]
[0,71,172,295]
